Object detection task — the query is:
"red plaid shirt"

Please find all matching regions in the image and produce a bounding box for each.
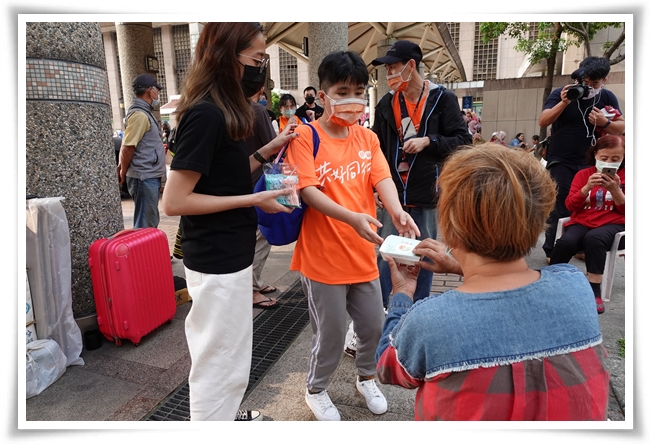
[377,343,610,420]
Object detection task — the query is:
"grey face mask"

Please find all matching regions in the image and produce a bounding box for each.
[150,88,160,108]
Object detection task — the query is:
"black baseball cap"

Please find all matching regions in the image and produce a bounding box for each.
[371,40,423,66]
[132,74,163,91]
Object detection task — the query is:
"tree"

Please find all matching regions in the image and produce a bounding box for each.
[479,22,564,139]
[561,22,625,64]
[479,22,624,138]
[271,90,280,118]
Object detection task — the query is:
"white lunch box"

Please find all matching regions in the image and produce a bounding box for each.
[379,235,421,266]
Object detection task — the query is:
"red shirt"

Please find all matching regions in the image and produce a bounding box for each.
[377,344,610,421]
[565,166,625,229]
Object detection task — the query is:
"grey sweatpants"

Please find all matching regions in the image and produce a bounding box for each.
[301,276,385,392]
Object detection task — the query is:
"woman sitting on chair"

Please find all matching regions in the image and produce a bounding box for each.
[550,134,625,314]
[376,144,610,421]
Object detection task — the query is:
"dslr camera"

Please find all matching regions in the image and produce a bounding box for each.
[566,69,592,101]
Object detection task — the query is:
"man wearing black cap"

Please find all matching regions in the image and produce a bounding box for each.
[117,74,167,228]
[371,40,471,306]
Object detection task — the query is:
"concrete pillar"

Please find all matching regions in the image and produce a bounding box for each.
[103,31,123,132]
[160,24,178,128]
[160,25,177,96]
[307,22,348,93]
[189,22,204,59]
[25,22,124,318]
[368,85,377,127]
[375,38,398,100]
[115,22,160,123]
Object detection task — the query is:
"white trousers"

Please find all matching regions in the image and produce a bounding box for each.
[184,265,253,421]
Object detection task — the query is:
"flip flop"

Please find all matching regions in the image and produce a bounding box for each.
[253,297,279,310]
[259,285,277,294]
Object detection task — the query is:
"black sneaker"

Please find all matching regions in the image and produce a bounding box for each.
[234,409,263,421]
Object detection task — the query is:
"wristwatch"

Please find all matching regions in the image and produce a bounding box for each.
[253,151,267,164]
[601,118,612,129]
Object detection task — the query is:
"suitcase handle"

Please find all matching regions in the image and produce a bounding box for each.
[109,228,137,239]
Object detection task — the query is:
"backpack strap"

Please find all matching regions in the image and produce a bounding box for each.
[274,123,320,163]
[305,123,320,158]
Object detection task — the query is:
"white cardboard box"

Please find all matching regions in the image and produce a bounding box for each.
[379,235,421,266]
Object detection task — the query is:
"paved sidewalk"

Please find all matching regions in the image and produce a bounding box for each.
[24,196,626,423]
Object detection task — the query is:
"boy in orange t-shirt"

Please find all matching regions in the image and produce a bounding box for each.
[285,51,420,421]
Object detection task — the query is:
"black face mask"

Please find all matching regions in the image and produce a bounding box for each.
[305,96,315,105]
[241,65,267,98]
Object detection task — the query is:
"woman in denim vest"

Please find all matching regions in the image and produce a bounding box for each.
[376,144,610,420]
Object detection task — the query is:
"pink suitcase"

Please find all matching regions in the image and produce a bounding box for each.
[88,228,176,346]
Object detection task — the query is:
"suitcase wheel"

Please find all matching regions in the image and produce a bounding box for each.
[114,338,122,347]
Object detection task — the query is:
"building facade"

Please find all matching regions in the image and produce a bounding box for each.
[101,22,626,137]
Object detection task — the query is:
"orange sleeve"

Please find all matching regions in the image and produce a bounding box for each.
[284,124,320,190]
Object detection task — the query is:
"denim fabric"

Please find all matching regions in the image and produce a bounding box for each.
[378,207,437,307]
[376,264,603,379]
[127,176,161,228]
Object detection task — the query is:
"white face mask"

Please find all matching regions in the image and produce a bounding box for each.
[595,159,621,172]
[582,86,601,100]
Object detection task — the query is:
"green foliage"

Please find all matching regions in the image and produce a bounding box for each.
[271,91,280,119]
[617,338,625,358]
[479,22,570,67]
[479,21,624,67]
[563,22,622,43]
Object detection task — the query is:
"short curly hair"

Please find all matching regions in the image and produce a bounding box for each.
[437,143,557,261]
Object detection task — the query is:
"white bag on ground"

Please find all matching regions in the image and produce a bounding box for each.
[26,197,84,366]
[26,339,67,399]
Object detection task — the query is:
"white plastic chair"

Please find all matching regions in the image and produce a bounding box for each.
[555,217,625,302]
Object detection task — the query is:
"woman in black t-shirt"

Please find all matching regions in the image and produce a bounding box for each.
[161,22,298,422]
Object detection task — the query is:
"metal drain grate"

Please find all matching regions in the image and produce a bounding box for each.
[143,279,309,421]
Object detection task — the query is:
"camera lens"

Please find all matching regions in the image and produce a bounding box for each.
[566,85,585,101]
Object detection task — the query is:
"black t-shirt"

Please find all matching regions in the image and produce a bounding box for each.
[295,103,324,122]
[170,101,257,274]
[544,87,621,165]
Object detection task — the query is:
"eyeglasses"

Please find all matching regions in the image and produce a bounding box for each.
[238,53,270,73]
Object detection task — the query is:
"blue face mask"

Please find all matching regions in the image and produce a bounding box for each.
[282,109,296,118]
[259,99,267,107]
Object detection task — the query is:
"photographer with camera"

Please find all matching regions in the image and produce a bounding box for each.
[538,56,624,262]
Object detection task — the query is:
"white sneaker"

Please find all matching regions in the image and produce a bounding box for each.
[356,378,387,415]
[305,389,341,421]
[344,332,357,358]
[344,322,357,358]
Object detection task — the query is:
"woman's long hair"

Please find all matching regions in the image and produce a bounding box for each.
[175,22,263,140]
